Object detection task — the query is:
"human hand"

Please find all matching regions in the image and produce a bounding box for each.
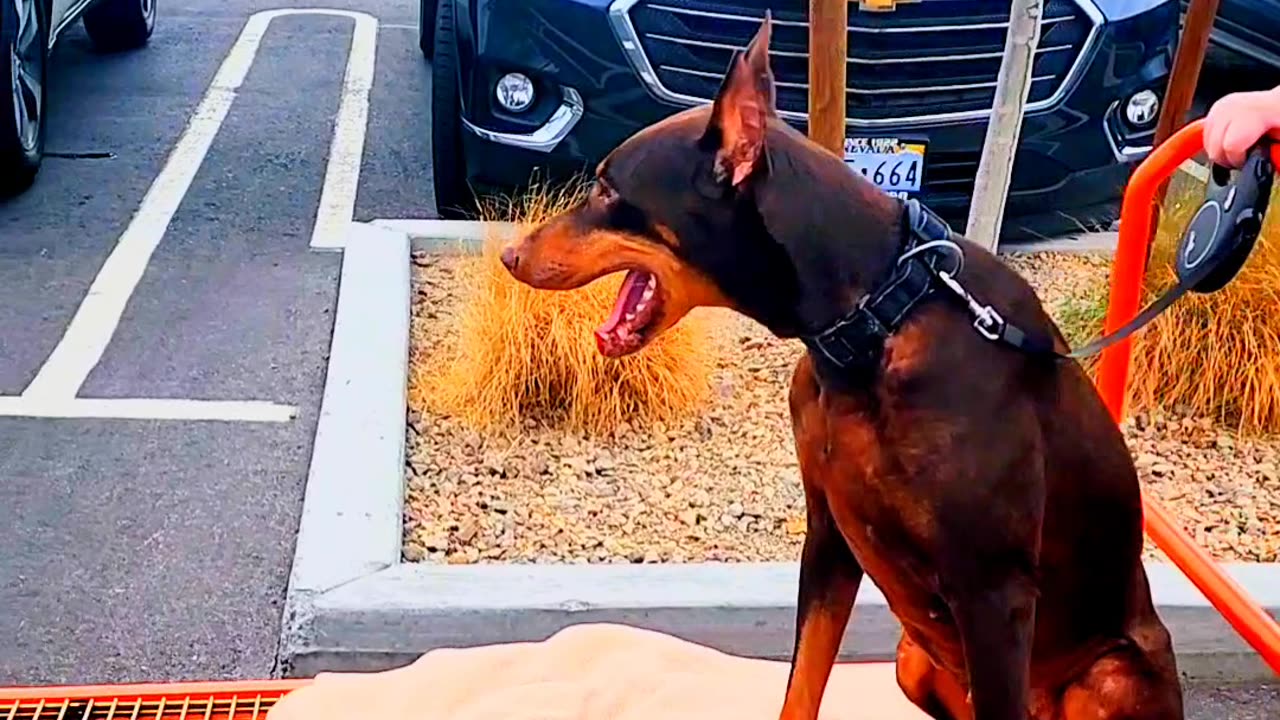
[1202,86,1280,168]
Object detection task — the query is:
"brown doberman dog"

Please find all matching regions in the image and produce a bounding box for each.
[498,16,1185,720]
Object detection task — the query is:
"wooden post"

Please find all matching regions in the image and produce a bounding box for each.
[1141,0,1221,261]
[808,0,848,156]
[1153,0,1221,151]
[965,0,1044,253]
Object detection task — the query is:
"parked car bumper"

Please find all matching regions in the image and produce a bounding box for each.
[451,0,1179,239]
[1184,0,1280,70]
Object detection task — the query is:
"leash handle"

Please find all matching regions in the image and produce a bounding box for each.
[1175,141,1274,294]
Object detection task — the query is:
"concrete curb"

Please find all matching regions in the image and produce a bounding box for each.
[278,220,1280,684]
[277,221,410,675]
[1000,231,1118,255]
[370,218,517,253]
[293,562,1280,682]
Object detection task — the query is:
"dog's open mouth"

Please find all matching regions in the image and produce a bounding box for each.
[595,269,662,357]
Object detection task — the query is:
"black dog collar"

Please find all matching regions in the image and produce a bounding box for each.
[801,198,1061,374]
[801,199,957,372]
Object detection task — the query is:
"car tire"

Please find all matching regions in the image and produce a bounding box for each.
[83,0,156,53]
[0,0,47,197]
[418,0,437,59]
[430,0,476,220]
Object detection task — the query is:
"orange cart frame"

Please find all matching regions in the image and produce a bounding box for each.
[1097,118,1280,676]
[0,678,308,717]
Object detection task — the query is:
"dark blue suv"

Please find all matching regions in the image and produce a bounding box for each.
[1195,0,1280,70]
[421,0,1179,241]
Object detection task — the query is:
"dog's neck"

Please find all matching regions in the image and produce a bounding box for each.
[752,136,908,338]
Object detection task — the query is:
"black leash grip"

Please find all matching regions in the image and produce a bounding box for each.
[1176,141,1274,294]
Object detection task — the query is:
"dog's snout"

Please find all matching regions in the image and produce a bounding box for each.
[500,245,520,272]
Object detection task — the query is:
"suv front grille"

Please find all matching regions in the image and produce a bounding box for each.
[610,0,1099,126]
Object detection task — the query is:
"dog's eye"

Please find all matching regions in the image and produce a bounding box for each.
[591,175,650,236]
[592,178,619,206]
[607,197,650,236]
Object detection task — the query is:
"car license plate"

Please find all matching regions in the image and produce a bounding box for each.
[844,137,926,199]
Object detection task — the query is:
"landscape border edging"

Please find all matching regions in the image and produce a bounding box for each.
[279,219,1280,685]
[277,221,410,676]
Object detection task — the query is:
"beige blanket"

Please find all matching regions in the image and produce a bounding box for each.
[269,623,929,720]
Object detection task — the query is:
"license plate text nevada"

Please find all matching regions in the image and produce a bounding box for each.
[844,137,926,199]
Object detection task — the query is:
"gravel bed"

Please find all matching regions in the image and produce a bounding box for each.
[404,251,1280,565]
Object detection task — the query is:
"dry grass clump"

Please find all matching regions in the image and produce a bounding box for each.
[1064,175,1280,434]
[409,181,717,436]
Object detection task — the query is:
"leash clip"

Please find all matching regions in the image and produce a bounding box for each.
[973,305,1005,342]
[936,270,1004,342]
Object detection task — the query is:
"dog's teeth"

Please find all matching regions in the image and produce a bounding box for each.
[641,287,654,302]
[635,301,648,313]
[625,312,636,322]
[646,276,656,290]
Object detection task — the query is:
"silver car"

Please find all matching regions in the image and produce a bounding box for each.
[1,0,155,196]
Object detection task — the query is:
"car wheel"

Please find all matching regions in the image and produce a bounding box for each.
[83,0,156,53]
[0,0,47,197]
[430,0,475,220]
[418,0,437,59]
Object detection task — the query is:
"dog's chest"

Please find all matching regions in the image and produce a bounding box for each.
[805,413,964,666]
[822,464,949,621]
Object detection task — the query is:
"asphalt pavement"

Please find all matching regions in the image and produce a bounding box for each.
[0,0,430,684]
[0,0,1275,715]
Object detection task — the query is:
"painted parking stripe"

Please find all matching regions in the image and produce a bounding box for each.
[310,11,378,250]
[0,397,296,422]
[13,9,379,421]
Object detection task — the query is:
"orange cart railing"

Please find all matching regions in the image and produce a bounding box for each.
[0,678,309,718]
[1095,118,1280,676]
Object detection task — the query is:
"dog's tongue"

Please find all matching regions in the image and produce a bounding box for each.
[596,270,649,339]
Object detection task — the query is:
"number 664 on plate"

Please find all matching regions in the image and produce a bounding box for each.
[844,137,927,200]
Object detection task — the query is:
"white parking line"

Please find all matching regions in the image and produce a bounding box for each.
[10,8,380,422]
[311,11,378,250]
[0,397,296,422]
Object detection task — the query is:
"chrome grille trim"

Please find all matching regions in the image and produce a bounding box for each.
[643,32,1076,65]
[644,2,1074,34]
[606,0,1105,129]
[659,64,1059,95]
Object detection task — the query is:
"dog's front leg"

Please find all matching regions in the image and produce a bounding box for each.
[778,492,863,720]
[947,576,1037,720]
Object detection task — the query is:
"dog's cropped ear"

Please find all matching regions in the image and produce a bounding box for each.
[703,13,775,188]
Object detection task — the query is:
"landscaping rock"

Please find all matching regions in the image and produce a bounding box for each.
[404,253,1280,565]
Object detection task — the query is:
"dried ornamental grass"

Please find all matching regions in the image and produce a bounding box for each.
[1125,195,1280,434]
[409,182,717,436]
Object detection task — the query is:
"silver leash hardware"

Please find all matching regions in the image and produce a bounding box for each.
[898,239,965,277]
[936,269,1004,341]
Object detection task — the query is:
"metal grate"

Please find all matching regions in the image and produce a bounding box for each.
[611,0,1100,126]
[0,681,304,720]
